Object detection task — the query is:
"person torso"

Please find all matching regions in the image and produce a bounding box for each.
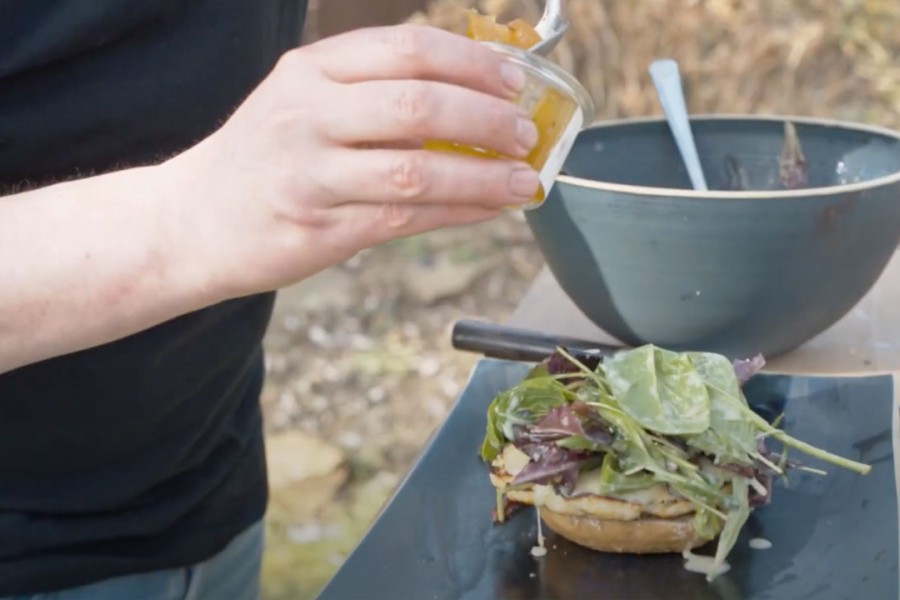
[0,0,307,594]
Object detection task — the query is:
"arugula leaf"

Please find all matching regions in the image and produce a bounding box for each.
[575,383,655,475]
[603,345,711,435]
[684,355,871,476]
[746,407,871,475]
[596,453,656,495]
[655,472,729,516]
[710,477,751,581]
[567,366,729,510]
[556,435,608,452]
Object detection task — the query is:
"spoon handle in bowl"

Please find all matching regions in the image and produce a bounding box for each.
[649,59,709,191]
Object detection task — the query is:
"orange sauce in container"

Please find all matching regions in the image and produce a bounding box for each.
[466,14,542,48]
[424,12,595,208]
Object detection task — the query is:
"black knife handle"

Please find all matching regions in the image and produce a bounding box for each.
[450,319,623,363]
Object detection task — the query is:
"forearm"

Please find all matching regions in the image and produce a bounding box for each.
[0,24,542,375]
[0,163,221,373]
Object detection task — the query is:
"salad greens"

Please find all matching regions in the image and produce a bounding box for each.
[779,121,809,189]
[604,345,711,435]
[482,344,871,581]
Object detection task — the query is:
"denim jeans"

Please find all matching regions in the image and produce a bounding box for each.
[5,520,264,600]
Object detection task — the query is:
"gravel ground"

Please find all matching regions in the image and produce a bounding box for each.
[258,210,544,599]
[261,210,542,465]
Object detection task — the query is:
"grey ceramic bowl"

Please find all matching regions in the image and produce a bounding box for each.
[525,115,900,358]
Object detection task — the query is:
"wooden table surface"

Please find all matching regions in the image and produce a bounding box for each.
[508,249,900,377]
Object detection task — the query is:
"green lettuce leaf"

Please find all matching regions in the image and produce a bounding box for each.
[597,453,656,495]
[683,352,758,465]
[573,376,729,509]
[480,377,571,462]
[602,345,711,435]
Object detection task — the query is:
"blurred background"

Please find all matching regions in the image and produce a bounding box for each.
[260,1,900,598]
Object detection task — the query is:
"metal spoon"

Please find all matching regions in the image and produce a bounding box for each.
[648,59,709,191]
[529,0,569,57]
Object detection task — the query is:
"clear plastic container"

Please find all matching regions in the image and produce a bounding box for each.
[425,42,595,209]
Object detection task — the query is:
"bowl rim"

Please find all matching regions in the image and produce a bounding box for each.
[556,113,900,200]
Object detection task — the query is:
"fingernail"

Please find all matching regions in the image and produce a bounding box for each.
[500,61,526,94]
[516,116,539,154]
[509,166,541,199]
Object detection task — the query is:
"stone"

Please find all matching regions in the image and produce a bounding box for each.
[266,431,348,523]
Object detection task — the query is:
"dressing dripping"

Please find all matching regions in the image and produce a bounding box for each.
[530,507,547,557]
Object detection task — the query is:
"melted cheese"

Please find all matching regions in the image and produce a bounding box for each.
[499,444,531,477]
[510,484,642,520]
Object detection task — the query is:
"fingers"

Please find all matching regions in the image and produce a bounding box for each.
[309,24,526,100]
[311,147,541,208]
[336,202,503,249]
[373,203,502,241]
[322,80,537,159]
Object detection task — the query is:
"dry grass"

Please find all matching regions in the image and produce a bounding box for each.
[408,0,900,126]
[263,5,900,599]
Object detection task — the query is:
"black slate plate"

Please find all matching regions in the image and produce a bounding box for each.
[317,359,899,600]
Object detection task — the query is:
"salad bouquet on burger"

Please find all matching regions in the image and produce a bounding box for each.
[482,345,871,580]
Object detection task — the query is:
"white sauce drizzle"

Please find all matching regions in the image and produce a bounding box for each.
[749,537,773,550]
[682,549,731,579]
[530,507,547,557]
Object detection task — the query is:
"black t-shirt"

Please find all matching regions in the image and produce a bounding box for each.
[0,0,307,594]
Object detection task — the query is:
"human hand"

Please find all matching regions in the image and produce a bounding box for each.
[167,24,540,297]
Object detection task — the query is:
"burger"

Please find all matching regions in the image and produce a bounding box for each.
[480,345,871,580]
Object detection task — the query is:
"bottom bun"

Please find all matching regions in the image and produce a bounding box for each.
[540,509,710,554]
